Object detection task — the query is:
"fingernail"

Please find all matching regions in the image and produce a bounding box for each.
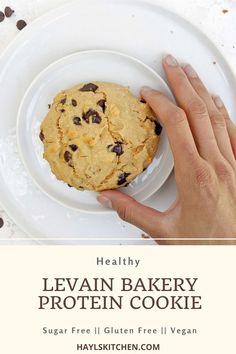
[164,54,178,67]
[141,86,155,94]
[97,195,112,209]
[183,64,198,78]
[213,96,224,108]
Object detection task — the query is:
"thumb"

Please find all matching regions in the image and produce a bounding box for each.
[97,190,166,237]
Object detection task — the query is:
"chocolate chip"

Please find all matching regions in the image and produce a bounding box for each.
[5,6,14,17]
[124,183,129,187]
[0,11,5,22]
[71,99,77,107]
[64,151,72,162]
[60,109,65,113]
[97,99,106,113]
[48,104,51,109]
[143,167,147,172]
[82,109,101,124]
[73,116,81,125]
[111,142,123,156]
[0,217,4,228]
[92,115,101,124]
[80,83,98,92]
[154,121,162,135]
[39,131,45,142]
[117,172,131,186]
[16,19,27,30]
[140,99,146,103]
[69,144,78,152]
[82,112,89,124]
[61,98,66,104]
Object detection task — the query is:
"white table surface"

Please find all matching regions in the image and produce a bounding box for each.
[0,0,235,244]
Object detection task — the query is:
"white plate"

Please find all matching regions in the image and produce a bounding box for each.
[17,50,173,213]
[0,0,235,243]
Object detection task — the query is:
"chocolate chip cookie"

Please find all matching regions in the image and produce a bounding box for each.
[40,82,161,191]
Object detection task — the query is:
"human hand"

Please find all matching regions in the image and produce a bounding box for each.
[97,55,236,243]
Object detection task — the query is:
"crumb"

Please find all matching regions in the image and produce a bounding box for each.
[141,233,150,239]
[222,9,229,14]
[16,19,27,30]
[213,61,216,65]
[0,11,5,23]
[5,6,15,18]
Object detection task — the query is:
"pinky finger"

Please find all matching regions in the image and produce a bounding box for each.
[213,96,236,160]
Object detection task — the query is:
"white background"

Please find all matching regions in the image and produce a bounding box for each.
[0,0,235,243]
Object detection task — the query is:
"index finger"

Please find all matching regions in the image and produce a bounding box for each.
[141,87,200,169]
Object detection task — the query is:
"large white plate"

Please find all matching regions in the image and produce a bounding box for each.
[0,0,235,243]
[17,50,173,213]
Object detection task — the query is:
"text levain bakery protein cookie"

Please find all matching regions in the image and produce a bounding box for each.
[40,82,162,191]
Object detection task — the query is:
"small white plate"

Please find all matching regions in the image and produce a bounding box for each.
[17,50,174,213]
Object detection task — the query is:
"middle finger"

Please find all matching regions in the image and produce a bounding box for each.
[183,64,235,166]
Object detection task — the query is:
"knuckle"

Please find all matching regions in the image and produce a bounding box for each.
[117,205,133,223]
[187,98,207,117]
[184,147,200,164]
[175,151,201,183]
[194,163,220,202]
[176,148,199,173]
[224,114,231,123]
[215,160,234,182]
[194,163,214,188]
[169,107,186,125]
[210,112,226,128]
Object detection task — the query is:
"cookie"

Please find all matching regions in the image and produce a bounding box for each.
[40,82,161,192]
